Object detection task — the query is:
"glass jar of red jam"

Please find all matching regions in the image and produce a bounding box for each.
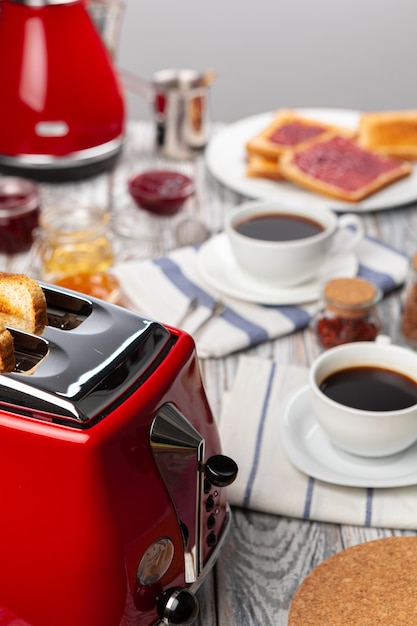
[311,277,382,350]
[401,252,417,346]
[0,177,41,255]
[128,170,195,216]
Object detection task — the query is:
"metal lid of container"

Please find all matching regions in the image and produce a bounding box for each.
[152,68,216,92]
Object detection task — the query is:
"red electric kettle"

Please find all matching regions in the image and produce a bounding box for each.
[0,0,125,181]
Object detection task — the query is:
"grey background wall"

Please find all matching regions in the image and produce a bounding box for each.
[117,0,416,123]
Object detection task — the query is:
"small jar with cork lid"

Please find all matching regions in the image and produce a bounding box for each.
[400,252,417,346]
[311,277,382,350]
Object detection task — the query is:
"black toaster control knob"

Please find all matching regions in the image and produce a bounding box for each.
[156,587,199,625]
[205,454,238,488]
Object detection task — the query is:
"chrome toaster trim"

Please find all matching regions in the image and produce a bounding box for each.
[150,404,205,583]
[0,283,173,425]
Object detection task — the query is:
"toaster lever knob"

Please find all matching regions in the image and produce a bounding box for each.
[156,587,199,625]
[205,454,238,487]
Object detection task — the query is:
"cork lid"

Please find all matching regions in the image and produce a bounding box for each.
[412,251,417,271]
[289,536,417,626]
[323,277,381,318]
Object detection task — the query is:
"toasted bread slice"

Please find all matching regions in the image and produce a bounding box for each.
[279,131,412,202]
[246,153,283,180]
[0,325,15,373]
[359,109,417,160]
[0,273,48,334]
[246,109,345,161]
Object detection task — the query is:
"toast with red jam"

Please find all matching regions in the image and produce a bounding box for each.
[246,109,343,161]
[279,131,412,202]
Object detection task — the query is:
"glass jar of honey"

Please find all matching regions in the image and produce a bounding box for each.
[35,203,117,300]
[55,272,120,304]
[311,277,382,350]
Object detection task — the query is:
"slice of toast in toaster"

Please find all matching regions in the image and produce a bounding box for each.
[279,131,412,202]
[0,272,48,334]
[0,325,15,373]
[246,109,343,161]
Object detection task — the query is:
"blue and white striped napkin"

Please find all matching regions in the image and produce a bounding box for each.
[112,233,409,359]
[219,355,417,529]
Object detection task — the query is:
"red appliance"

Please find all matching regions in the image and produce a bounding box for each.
[0,0,125,181]
[0,283,237,626]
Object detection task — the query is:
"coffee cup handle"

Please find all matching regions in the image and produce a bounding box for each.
[331,213,364,254]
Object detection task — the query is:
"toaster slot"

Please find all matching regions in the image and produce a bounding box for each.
[43,287,93,330]
[9,329,49,373]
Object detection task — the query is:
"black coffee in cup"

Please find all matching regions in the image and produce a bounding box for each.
[234,213,324,242]
[320,365,417,411]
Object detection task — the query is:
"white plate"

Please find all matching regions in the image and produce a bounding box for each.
[206,108,417,213]
[196,233,358,305]
[281,385,417,488]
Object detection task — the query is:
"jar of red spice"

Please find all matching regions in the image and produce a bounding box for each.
[311,277,382,350]
[401,252,417,345]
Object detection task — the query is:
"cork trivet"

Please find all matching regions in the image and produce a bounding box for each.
[288,536,417,625]
[324,277,378,318]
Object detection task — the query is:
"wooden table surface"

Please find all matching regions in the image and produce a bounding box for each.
[2,122,417,626]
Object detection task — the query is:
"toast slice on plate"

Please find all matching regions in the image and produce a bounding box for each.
[279,131,412,202]
[246,109,345,161]
[246,152,283,180]
[359,109,417,160]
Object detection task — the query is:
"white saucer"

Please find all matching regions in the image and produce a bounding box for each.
[280,385,417,488]
[196,233,358,305]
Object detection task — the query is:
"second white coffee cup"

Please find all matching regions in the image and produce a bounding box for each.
[309,341,417,457]
[225,201,364,288]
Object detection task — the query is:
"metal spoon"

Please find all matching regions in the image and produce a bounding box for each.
[175,217,212,247]
[192,299,225,338]
[176,296,199,327]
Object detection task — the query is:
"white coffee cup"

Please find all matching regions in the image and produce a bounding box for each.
[225,201,364,287]
[309,341,417,457]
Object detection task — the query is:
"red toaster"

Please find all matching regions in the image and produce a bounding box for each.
[0,283,237,626]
